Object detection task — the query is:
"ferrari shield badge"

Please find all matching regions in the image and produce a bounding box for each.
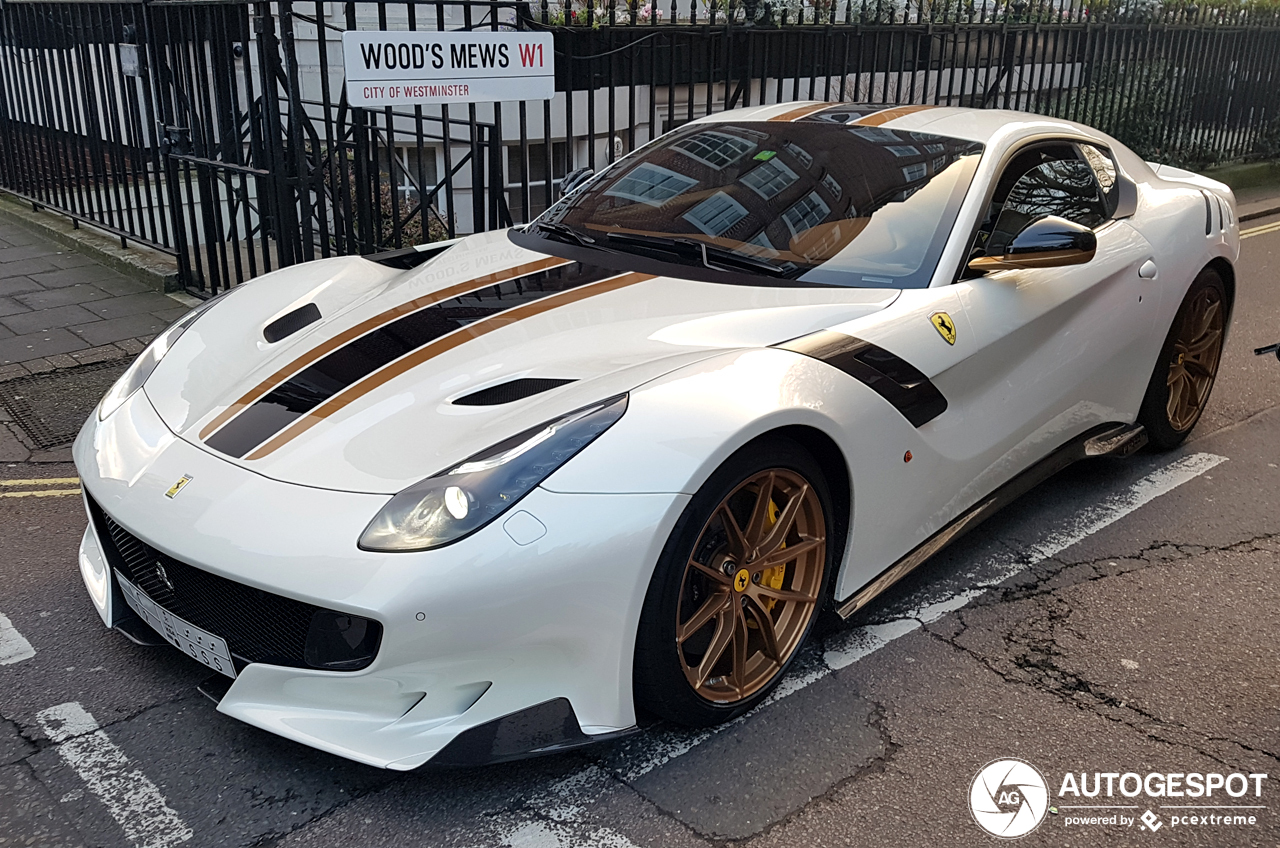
[165,475,193,498]
[930,311,957,345]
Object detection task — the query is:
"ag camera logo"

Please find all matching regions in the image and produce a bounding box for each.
[970,758,1050,839]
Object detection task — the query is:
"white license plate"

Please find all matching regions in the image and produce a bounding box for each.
[117,572,237,679]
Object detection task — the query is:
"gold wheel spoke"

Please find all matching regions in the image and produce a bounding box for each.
[716,504,750,563]
[754,484,809,560]
[751,582,819,604]
[691,608,735,689]
[752,535,824,572]
[743,597,781,662]
[730,604,750,698]
[688,557,733,586]
[677,589,731,644]
[1186,330,1222,358]
[742,472,777,549]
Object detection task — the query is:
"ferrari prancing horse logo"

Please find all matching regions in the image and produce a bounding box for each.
[165,475,193,499]
[734,568,751,593]
[930,311,957,345]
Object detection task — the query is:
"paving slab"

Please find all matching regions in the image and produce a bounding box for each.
[0,257,59,280]
[0,304,98,335]
[13,285,111,310]
[69,313,173,347]
[26,266,132,290]
[0,277,42,298]
[81,291,182,320]
[0,329,88,365]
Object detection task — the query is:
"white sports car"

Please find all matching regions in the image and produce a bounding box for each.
[74,103,1237,769]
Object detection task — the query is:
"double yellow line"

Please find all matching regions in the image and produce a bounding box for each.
[0,478,81,499]
[1241,219,1280,240]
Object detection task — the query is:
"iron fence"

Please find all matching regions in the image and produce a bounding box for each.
[1,0,1279,295]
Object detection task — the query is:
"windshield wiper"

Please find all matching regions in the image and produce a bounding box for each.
[528,222,598,249]
[603,232,789,278]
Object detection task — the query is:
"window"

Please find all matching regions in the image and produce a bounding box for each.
[782,191,831,237]
[604,163,698,206]
[741,230,779,257]
[674,131,757,169]
[821,172,843,200]
[379,145,440,204]
[507,142,568,222]
[985,157,1108,255]
[931,157,947,172]
[887,145,921,158]
[1078,143,1120,217]
[684,191,749,236]
[924,143,946,154]
[742,158,800,199]
[849,127,899,143]
[901,162,928,182]
[783,141,813,169]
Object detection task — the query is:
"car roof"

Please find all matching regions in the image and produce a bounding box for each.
[691,102,1115,149]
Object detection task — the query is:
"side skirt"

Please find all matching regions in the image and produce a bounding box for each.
[836,422,1148,619]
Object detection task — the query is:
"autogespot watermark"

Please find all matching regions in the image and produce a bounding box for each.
[969,760,1269,839]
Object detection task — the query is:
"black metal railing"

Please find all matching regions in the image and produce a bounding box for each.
[1,0,1279,295]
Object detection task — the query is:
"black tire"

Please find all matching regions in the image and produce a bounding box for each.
[1137,268,1227,451]
[634,436,834,727]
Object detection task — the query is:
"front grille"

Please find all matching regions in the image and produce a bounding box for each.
[86,495,379,670]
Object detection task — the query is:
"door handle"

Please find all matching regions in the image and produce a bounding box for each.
[1138,260,1158,279]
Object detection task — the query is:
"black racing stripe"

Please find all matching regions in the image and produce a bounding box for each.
[777,330,948,427]
[206,262,617,459]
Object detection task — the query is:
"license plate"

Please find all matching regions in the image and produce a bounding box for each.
[117,572,237,679]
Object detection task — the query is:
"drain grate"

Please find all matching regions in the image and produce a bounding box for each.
[0,360,131,450]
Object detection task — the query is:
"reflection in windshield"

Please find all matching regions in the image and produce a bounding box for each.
[519,120,983,289]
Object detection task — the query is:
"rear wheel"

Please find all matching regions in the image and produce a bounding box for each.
[1138,268,1226,451]
[634,438,831,726]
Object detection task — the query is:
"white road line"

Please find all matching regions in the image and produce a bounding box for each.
[482,451,1226,847]
[36,702,193,848]
[0,612,35,665]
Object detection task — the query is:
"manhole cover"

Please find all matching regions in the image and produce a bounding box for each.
[0,361,130,450]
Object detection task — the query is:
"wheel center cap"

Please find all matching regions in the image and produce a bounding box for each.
[733,568,751,593]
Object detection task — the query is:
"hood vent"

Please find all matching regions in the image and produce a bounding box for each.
[264,303,322,343]
[453,378,576,406]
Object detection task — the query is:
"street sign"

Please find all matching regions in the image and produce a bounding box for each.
[342,31,555,107]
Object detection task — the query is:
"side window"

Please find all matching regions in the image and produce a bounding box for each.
[986,158,1108,256]
[1078,143,1120,217]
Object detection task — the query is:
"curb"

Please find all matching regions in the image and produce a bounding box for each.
[1240,204,1280,223]
[0,191,180,293]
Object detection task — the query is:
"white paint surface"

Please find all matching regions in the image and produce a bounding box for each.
[36,702,193,848]
[0,613,35,665]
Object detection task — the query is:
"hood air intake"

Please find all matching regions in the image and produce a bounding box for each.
[263,303,322,343]
[453,378,576,406]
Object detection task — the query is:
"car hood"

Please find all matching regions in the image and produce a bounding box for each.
[145,230,898,493]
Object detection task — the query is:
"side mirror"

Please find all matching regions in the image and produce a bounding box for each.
[968,215,1097,272]
[559,167,595,199]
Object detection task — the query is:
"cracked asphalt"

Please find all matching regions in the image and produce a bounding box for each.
[1,215,1278,847]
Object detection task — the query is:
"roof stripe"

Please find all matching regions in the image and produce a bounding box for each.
[198,255,569,441]
[853,105,936,126]
[768,102,841,122]
[243,271,655,460]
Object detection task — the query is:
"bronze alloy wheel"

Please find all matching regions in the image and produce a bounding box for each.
[675,469,826,704]
[1166,285,1224,432]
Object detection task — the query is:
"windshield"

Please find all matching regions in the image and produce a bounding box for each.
[510,120,983,289]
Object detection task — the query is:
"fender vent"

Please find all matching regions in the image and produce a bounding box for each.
[263,303,322,343]
[454,378,576,406]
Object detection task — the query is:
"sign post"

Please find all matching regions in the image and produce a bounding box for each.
[341,31,555,107]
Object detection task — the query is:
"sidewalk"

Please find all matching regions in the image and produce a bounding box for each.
[0,218,193,379]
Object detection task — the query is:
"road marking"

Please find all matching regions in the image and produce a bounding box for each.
[0,613,35,665]
[0,488,81,498]
[0,477,80,486]
[480,451,1227,846]
[1241,220,1280,239]
[36,702,193,848]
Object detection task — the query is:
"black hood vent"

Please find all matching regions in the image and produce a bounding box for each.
[263,303,322,343]
[454,378,576,406]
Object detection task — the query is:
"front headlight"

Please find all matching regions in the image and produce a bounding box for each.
[97,290,232,420]
[358,395,628,552]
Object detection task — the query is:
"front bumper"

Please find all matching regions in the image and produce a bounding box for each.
[74,389,687,769]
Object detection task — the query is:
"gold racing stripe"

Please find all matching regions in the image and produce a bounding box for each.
[244,271,655,460]
[198,255,570,441]
[768,102,841,122]
[853,105,936,126]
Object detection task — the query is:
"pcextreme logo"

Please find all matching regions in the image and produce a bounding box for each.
[970,759,1050,838]
[969,759,1269,839]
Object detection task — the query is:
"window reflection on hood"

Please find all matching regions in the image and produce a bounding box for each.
[516,120,984,289]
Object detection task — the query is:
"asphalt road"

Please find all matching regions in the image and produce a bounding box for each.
[2,218,1279,848]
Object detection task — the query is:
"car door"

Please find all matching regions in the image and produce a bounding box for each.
[934,141,1159,500]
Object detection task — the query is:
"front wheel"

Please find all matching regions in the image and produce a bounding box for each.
[634,438,832,727]
[1138,268,1227,451]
